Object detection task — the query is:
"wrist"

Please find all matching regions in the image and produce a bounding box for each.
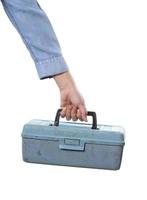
[53,71,76,91]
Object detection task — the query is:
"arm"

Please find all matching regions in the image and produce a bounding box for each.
[1,0,68,79]
[1,0,87,121]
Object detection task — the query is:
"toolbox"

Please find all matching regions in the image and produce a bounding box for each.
[22,109,125,170]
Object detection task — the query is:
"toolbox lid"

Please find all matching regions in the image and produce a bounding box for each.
[22,119,125,146]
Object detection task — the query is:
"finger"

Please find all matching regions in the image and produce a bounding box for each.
[60,107,66,118]
[79,104,88,122]
[65,105,72,121]
[60,99,68,108]
[60,95,68,108]
[77,109,83,121]
[71,106,78,121]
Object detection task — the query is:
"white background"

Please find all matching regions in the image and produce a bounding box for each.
[0,0,147,199]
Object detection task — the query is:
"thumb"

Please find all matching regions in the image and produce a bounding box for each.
[60,99,67,107]
[60,97,71,108]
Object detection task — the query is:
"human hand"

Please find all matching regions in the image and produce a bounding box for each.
[60,86,87,121]
[54,72,87,121]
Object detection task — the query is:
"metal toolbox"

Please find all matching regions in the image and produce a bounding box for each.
[22,109,125,170]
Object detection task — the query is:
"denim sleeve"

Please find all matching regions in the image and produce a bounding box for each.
[1,0,69,79]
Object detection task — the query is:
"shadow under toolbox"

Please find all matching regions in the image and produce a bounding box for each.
[22,109,125,170]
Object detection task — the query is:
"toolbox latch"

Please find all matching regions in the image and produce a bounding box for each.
[59,138,85,151]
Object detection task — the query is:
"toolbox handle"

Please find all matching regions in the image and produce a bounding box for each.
[54,109,97,129]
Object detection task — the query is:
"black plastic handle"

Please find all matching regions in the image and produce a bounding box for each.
[54,109,97,129]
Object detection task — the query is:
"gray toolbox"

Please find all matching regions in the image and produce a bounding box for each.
[22,109,125,170]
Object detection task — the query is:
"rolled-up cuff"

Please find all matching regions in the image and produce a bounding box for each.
[35,55,69,79]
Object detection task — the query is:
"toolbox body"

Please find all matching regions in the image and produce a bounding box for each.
[22,110,125,170]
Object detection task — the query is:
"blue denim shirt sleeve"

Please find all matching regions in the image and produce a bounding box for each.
[1,0,69,79]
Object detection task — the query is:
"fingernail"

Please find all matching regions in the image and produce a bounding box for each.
[83,116,87,122]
